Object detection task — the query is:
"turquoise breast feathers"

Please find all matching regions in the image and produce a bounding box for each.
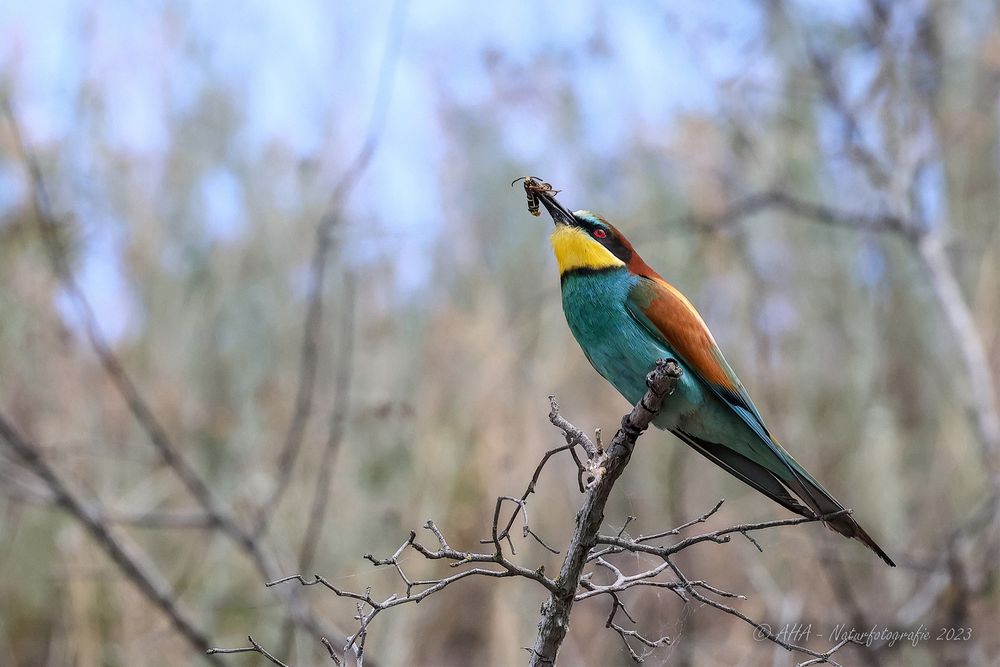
[559,267,704,429]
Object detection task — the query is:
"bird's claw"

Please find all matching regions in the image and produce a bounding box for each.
[584,454,608,489]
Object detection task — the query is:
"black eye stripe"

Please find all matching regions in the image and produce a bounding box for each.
[594,229,631,263]
[572,214,632,263]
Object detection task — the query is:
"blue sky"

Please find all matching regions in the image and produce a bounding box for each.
[0,0,869,339]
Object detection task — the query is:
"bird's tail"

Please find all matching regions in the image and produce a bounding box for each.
[672,429,895,566]
[782,464,896,567]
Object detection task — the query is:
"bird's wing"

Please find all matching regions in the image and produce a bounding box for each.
[626,274,770,438]
[625,274,896,566]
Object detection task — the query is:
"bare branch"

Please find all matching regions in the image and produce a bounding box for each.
[664,558,854,666]
[604,595,670,663]
[486,443,579,550]
[206,636,290,667]
[260,514,559,665]
[685,190,913,239]
[796,640,857,667]
[529,359,682,666]
[594,510,849,561]
[548,395,599,458]
[629,498,725,542]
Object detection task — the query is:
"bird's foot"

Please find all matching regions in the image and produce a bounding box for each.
[584,453,609,490]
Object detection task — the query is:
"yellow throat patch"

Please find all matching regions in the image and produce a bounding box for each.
[550,224,625,274]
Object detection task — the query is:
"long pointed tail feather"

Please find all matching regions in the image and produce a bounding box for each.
[674,429,896,566]
[782,473,896,567]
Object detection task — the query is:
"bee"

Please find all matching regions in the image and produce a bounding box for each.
[512,176,560,217]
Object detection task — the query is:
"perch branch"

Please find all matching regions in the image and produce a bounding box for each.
[528,358,681,666]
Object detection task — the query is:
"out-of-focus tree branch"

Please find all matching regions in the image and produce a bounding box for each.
[275,271,358,658]
[0,413,224,665]
[0,94,230,532]
[684,189,912,240]
[0,2,412,658]
[915,233,1000,470]
[1,80,346,656]
[298,271,358,575]
[253,0,409,537]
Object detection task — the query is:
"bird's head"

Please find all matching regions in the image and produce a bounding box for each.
[524,179,645,277]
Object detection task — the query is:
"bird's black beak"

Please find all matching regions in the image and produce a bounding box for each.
[537,189,576,227]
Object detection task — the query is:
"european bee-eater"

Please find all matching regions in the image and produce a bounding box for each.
[524,178,894,566]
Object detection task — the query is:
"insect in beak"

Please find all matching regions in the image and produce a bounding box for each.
[512,176,574,225]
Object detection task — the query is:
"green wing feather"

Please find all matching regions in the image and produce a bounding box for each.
[625,276,895,566]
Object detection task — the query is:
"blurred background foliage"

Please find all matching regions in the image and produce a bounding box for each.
[1,0,999,665]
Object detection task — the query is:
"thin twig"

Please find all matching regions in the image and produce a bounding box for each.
[665,558,852,666]
[486,442,578,549]
[605,594,670,662]
[548,395,599,458]
[631,498,725,542]
[595,511,849,560]
[206,636,290,667]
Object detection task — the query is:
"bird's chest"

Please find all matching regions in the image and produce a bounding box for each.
[560,270,667,404]
[559,269,704,428]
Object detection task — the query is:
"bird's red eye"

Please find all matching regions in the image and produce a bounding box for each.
[593,228,608,239]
